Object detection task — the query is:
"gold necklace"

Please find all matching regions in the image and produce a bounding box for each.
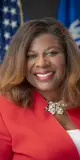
[45,100,67,115]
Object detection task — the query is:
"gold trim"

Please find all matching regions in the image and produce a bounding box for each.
[18,0,24,25]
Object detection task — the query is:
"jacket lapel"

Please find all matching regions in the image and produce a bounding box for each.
[67,107,80,128]
[32,90,80,159]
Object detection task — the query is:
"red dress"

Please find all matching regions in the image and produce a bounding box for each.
[0,90,80,160]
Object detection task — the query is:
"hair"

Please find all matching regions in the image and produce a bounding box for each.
[0,17,80,107]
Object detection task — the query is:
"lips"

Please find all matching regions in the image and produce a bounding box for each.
[35,72,55,81]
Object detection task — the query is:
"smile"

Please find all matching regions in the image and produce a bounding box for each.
[35,72,55,81]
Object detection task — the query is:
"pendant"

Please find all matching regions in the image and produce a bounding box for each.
[45,100,67,115]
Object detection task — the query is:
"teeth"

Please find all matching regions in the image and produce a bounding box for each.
[36,72,53,77]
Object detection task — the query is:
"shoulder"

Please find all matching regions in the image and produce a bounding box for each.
[0,94,33,121]
[0,95,19,114]
[0,95,27,128]
[0,95,32,138]
[0,96,13,159]
[0,95,24,112]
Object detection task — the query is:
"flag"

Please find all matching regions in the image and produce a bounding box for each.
[57,0,80,48]
[0,0,23,63]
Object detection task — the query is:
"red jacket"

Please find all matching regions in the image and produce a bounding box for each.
[0,90,80,160]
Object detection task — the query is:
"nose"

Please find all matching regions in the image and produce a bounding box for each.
[35,56,50,68]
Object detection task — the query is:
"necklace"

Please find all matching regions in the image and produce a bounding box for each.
[45,100,67,115]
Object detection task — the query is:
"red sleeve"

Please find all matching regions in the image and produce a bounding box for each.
[0,113,12,160]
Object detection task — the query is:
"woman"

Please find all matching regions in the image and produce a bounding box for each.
[0,17,80,160]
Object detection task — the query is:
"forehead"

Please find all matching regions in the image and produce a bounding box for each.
[29,34,62,51]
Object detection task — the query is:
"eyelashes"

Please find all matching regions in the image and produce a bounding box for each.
[27,51,59,60]
[27,55,37,60]
[45,51,58,56]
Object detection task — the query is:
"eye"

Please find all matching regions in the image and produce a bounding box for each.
[27,54,37,60]
[46,51,58,56]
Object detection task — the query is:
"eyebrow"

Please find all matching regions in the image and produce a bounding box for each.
[44,46,63,52]
[28,46,63,53]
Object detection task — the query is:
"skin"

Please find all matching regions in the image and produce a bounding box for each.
[26,33,77,130]
[26,33,66,101]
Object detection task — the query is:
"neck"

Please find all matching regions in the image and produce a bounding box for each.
[37,89,62,102]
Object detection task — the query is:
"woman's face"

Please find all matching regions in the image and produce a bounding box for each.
[26,34,66,92]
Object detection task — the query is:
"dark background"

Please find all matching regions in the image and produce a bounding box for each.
[22,0,59,21]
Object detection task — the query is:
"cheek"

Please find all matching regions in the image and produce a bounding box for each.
[52,55,66,76]
[57,62,65,72]
[26,61,34,72]
[26,62,35,84]
[53,55,65,70]
[57,63,66,77]
[57,62,66,80]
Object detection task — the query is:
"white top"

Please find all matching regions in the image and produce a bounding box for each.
[67,129,80,155]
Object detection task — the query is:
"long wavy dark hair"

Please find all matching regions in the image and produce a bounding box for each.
[0,17,80,107]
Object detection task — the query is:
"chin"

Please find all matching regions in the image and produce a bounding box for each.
[36,84,56,92]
